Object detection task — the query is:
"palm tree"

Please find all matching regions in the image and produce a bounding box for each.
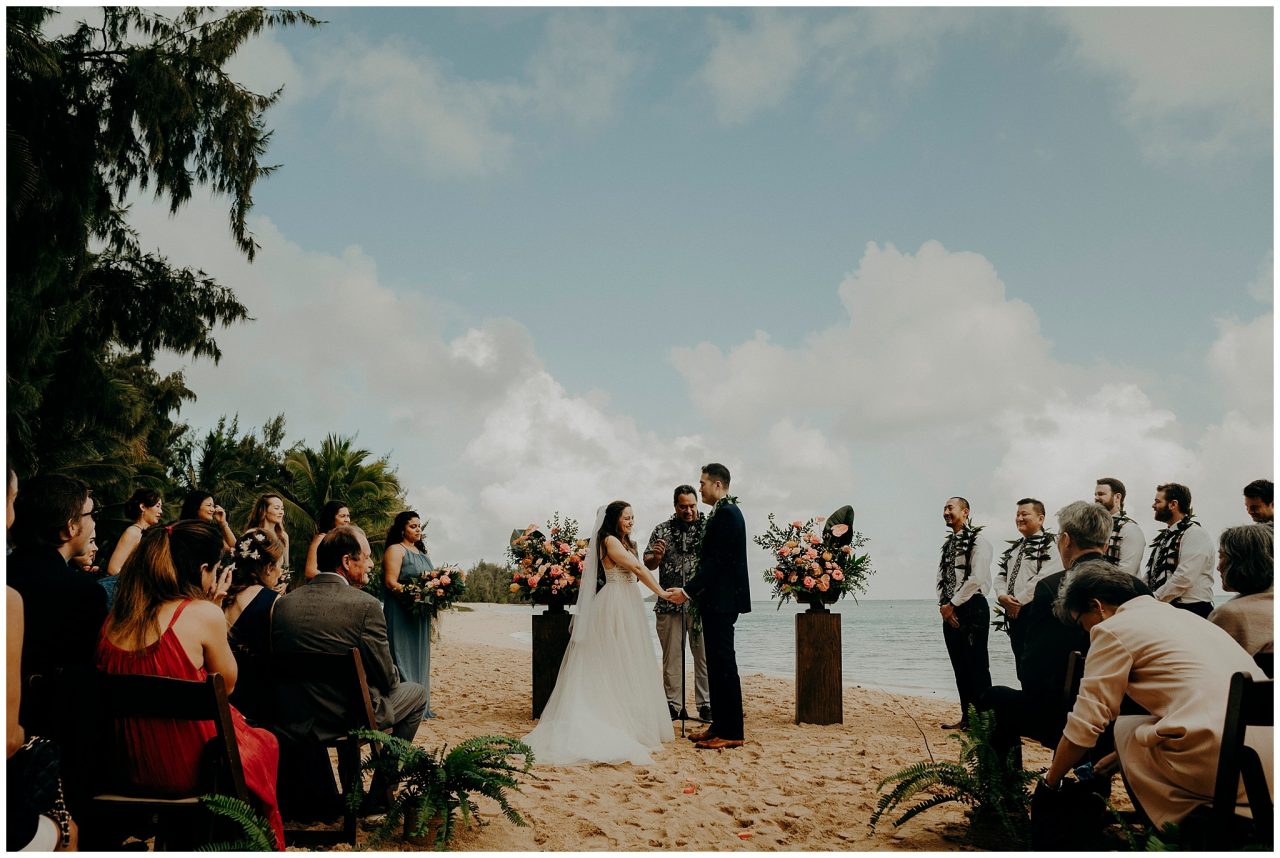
[277,434,406,568]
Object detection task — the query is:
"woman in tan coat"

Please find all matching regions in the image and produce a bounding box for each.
[1044,565,1271,829]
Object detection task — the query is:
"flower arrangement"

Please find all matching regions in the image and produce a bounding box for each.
[506,513,588,603]
[754,512,874,607]
[396,565,466,618]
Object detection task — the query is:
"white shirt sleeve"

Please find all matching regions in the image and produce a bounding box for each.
[1153,525,1215,603]
[992,550,1009,601]
[1119,520,1145,577]
[1017,538,1064,604]
[953,536,992,606]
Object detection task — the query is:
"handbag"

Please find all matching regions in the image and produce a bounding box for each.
[1030,775,1108,851]
[7,735,72,849]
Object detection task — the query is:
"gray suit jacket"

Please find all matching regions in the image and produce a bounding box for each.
[270,574,401,742]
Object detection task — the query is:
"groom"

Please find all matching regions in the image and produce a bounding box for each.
[670,463,751,750]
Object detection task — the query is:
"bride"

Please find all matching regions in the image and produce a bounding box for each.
[524,501,677,765]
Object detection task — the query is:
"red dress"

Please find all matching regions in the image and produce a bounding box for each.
[95,600,285,849]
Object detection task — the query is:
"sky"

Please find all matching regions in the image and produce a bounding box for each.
[67,6,1272,600]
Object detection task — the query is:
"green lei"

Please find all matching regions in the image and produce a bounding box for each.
[686,495,739,634]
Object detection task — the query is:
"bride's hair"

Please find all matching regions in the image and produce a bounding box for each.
[597,500,636,564]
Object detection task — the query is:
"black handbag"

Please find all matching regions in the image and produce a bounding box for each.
[7,735,71,849]
[1030,775,1109,851]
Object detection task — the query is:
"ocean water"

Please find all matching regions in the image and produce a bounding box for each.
[481,598,1021,702]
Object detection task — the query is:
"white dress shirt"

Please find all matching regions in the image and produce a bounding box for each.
[1152,522,1216,605]
[941,531,992,607]
[993,531,1065,604]
[1115,517,1146,577]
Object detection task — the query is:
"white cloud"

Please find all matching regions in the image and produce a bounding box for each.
[1207,312,1273,421]
[700,11,808,125]
[1054,8,1272,163]
[527,13,638,128]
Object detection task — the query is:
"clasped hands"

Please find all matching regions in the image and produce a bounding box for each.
[661,587,689,605]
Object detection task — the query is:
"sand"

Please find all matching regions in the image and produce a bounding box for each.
[304,603,1101,852]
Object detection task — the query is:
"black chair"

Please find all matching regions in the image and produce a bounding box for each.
[87,672,248,850]
[1209,671,1273,848]
[1254,651,1273,679]
[272,647,391,847]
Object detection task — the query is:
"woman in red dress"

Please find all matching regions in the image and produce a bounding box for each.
[95,520,285,849]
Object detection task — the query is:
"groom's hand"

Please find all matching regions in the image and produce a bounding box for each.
[668,588,688,606]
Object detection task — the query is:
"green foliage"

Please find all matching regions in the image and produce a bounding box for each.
[7,6,319,478]
[349,731,534,848]
[462,560,524,604]
[195,793,277,851]
[870,706,1039,844]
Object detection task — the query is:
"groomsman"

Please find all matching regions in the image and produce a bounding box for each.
[992,498,1063,669]
[937,496,992,731]
[643,485,711,722]
[1146,482,1215,618]
[1094,477,1145,576]
[1242,479,1273,526]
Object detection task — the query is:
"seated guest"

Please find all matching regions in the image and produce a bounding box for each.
[1044,565,1271,830]
[8,474,108,739]
[179,489,236,549]
[106,488,164,575]
[1209,524,1273,663]
[96,521,284,849]
[304,499,351,581]
[223,528,285,724]
[271,525,426,801]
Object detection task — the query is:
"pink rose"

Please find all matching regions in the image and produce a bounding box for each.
[831,524,849,537]
[810,562,821,574]
[791,520,804,529]
[779,547,792,557]
[803,576,816,588]
[808,533,821,545]
[774,569,785,580]
[440,575,451,585]
[832,570,844,581]
[435,588,445,597]
[550,527,560,535]
[549,565,562,578]
[528,575,541,588]
[804,548,818,560]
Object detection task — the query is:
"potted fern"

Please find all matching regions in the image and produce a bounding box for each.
[869,706,1038,847]
[349,731,534,848]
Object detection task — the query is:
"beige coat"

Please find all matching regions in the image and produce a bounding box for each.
[1063,595,1272,828]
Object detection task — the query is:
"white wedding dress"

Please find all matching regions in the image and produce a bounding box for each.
[523,558,673,766]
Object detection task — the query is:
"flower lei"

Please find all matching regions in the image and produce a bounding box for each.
[937,523,984,605]
[1104,512,1135,566]
[996,530,1056,596]
[1145,514,1200,592]
[686,495,739,633]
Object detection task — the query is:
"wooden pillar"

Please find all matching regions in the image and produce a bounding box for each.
[795,609,842,725]
[531,604,571,719]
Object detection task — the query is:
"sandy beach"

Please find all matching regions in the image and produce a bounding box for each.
[297,602,1120,852]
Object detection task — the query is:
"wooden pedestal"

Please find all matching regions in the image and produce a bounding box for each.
[531,604,572,719]
[795,610,842,725]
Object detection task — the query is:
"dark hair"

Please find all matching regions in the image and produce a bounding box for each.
[317,499,351,532]
[1096,477,1126,508]
[179,490,214,520]
[1218,525,1273,595]
[597,500,636,565]
[384,510,426,554]
[1016,497,1045,517]
[949,496,970,512]
[1243,479,1274,504]
[11,474,90,549]
[701,463,731,488]
[1058,563,1147,617]
[225,527,285,604]
[1156,482,1192,516]
[124,488,162,523]
[108,520,224,650]
[317,525,365,573]
[673,485,697,505]
[245,493,287,544]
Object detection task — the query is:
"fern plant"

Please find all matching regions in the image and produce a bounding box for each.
[349,731,534,847]
[195,794,277,851]
[869,705,1039,843]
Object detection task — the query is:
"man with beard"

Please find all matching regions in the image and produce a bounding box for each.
[1146,482,1215,618]
[1094,477,1145,577]
[1242,479,1273,526]
[937,496,992,730]
[992,498,1063,669]
[644,485,711,722]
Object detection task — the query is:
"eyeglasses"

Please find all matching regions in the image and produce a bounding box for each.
[81,507,101,522]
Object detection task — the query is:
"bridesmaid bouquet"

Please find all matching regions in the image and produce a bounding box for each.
[755,513,874,607]
[506,513,588,603]
[398,565,466,618]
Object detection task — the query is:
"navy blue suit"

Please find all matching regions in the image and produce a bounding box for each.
[684,503,751,740]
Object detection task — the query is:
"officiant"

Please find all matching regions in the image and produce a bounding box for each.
[644,485,711,722]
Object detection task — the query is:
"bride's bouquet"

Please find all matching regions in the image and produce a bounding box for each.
[396,564,466,618]
[755,512,873,607]
[507,513,588,603]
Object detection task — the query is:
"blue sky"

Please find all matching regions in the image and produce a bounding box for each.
[102,6,1274,598]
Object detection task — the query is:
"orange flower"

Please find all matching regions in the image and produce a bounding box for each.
[822,551,832,561]
[773,569,784,580]
[832,570,844,581]
[509,583,521,593]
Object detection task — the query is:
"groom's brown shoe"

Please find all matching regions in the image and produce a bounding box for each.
[695,737,743,750]
[687,727,715,742]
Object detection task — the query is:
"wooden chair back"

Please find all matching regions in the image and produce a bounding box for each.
[1212,671,1273,846]
[1062,650,1084,708]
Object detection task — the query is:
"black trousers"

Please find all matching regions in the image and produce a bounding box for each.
[701,611,744,740]
[1172,600,1213,619]
[1007,613,1029,680]
[942,595,992,722]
